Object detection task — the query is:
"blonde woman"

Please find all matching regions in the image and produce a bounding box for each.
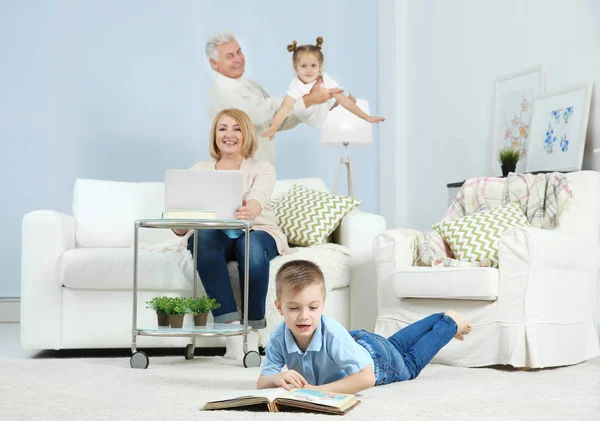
[173,108,288,359]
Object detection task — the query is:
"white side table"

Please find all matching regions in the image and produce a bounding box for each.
[129,218,260,369]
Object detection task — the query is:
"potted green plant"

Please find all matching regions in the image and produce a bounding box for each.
[498,148,520,177]
[166,297,187,328]
[145,296,171,327]
[187,296,220,327]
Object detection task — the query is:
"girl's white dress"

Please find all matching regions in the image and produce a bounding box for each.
[285,72,338,128]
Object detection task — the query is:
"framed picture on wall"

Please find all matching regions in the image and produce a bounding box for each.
[525,81,594,173]
[491,65,545,176]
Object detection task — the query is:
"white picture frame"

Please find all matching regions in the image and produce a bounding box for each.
[491,65,545,176]
[525,81,594,173]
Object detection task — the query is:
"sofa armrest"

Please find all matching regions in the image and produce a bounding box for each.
[332,210,386,331]
[21,210,76,350]
[498,227,600,325]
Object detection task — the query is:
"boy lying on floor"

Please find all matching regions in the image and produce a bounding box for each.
[257,260,472,393]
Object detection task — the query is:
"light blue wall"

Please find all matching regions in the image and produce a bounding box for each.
[0,0,379,297]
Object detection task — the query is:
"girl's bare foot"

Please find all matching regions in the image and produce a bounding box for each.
[445,310,472,341]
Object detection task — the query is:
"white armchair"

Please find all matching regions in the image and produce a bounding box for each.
[374,171,600,368]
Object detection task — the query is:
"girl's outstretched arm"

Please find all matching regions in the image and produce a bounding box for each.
[261,95,297,140]
[331,93,385,123]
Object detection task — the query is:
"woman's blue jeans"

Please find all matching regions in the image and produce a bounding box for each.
[187,229,279,329]
[350,313,457,385]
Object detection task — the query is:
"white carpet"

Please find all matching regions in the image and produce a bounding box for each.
[1,355,599,421]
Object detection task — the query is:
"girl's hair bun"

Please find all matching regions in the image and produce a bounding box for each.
[287,40,298,52]
[315,37,324,48]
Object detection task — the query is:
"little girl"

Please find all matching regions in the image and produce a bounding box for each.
[260,37,385,140]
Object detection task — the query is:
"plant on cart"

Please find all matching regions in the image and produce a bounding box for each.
[146,296,172,327]
[165,297,187,329]
[187,296,220,326]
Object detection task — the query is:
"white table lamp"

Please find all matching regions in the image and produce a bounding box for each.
[320,98,373,197]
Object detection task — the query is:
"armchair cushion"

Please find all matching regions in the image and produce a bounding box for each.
[274,184,360,246]
[393,267,499,300]
[433,202,530,268]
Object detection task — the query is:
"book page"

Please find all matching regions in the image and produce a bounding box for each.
[278,389,355,408]
[207,388,285,404]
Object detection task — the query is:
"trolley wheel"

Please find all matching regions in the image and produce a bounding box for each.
[185,343,195,360]
[243,350,261,368]
[130,351,149,369]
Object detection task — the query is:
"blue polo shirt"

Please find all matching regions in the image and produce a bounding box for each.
[261,315,374,386]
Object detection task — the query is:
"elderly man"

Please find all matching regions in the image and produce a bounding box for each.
[206,31,342,163]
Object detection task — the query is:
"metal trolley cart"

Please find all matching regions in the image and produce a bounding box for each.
[129,219,261,369]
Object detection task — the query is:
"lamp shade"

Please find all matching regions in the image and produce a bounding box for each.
[320,99,374,146]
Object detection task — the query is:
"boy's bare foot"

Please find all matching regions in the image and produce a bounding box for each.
[445,310,472,341]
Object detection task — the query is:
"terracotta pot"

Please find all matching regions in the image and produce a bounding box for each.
[156,311,169,327]
[194,313,208,327]
[169,314,184,329]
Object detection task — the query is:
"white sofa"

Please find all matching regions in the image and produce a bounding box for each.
[374,171,600,368]
[21,177,386,351]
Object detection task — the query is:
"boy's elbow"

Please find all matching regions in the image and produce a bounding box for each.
[256,375,268,389]
[360,367,376,391]
[367,370,376,387]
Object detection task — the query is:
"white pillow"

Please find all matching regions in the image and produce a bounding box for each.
[73,178,175,247]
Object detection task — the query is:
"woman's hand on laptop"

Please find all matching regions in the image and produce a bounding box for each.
[172,229,189,236]
[235,199,262,221]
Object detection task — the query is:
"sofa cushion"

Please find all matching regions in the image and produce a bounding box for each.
[60,248,194,291]
[432,202,530,268]
[72,178,174,248]
[275,184,361,246]
[393,267,499,301]
[60,246,351,291]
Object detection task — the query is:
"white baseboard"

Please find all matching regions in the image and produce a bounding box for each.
[0,298,20,322]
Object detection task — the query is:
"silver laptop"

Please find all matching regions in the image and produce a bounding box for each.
[164,169,244,220]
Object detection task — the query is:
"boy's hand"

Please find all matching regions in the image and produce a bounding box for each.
[302,384,324,392]
[366,116,386,123]
[275,370,308,390]
[260,129,276,141]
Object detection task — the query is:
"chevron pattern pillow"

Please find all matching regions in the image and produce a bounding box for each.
[432,202,531,268]
[274,184,361,246]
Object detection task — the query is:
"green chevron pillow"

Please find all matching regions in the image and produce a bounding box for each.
[274,184,361,246]
[432,202,530,268]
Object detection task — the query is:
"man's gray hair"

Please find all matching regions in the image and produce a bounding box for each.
[205,31,237,62]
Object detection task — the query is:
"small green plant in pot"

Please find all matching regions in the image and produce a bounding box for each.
[498,148,520,177]
[187,296,220,327]
[146,296,171,327]
[166,297,187,328]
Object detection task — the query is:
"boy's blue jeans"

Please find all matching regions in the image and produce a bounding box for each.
[350,313,457,385]
[187,229,279,329]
